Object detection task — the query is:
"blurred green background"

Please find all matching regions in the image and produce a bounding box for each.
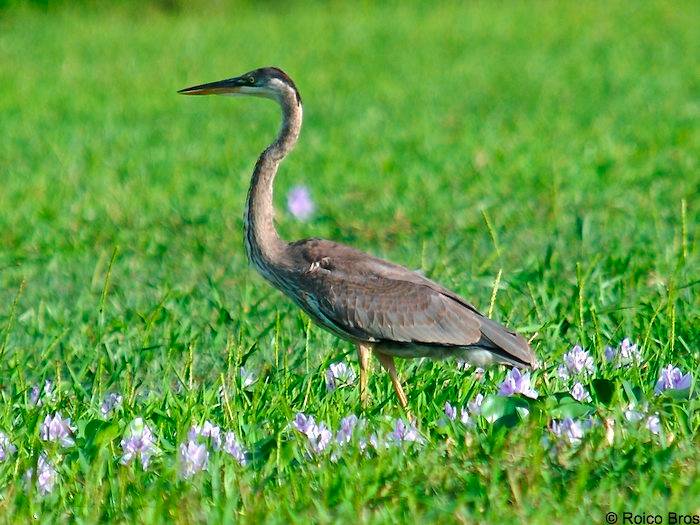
[2,0,697,357]
[0,1,698,522]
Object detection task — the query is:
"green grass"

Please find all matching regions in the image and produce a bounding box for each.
[0,1,698,522]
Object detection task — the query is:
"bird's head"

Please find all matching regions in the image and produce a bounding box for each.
[178,66,301,105]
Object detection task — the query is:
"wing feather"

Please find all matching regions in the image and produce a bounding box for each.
[288,238,535,367]
[307,272,482,346]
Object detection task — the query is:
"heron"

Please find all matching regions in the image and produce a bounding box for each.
[179,67,536,408]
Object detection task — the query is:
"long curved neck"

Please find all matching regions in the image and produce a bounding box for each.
[244,88,302,276]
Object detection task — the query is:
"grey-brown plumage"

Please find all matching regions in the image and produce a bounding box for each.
[179,67,537,408]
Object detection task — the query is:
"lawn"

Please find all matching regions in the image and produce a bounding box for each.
[0,1,698,523]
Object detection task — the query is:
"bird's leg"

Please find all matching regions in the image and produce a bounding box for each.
[357,343,372,407]
[375,353,408,409]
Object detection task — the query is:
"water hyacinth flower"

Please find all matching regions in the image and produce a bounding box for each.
[287,185,315,220]
[40,413,75,447]
[605,338,642,367]
[460,408,472,426]
[570,382,591,402]
[26,453,57,496]
[325,362,357,392]
[467,393,484,415]
[444,402,457,421]
[292,413,332,454]
[121,418,158,469]
[29,380,54,406]
[331,415,362,462]
[624,403,645,423]
[646,414,661,435]
[654,365,692,394]
[624,403,661,435]
[223,431,247,466]
[0,432,16,461]
[100,392,123,417]
[604,346,616,363]
[498,368,538,399]
[307,422,332,454]
[557,345,595,380]
[292,413,317,435]
[336,415,359,446]
[387,418,424,445]
[370,433,382,449]
[362,432,386,452]
[549,417,585,446]
[452,395,483,427]
[619,338,641,364]
[179,440,208,478]
[189,421,222,450]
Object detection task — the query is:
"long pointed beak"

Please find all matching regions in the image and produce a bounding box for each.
[178,76,245,96]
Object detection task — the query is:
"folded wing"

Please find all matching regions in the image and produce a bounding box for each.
[289,238,535,367]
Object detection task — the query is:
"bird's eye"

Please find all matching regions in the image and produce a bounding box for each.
[247,76,255,84]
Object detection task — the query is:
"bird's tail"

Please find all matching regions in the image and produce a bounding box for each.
[478,316,537,369]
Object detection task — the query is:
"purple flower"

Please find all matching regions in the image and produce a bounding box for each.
[387,419,424,445]
[287,185,315,220]
[332,416,362,461]
[40,413,75,447]
[188,421,222,450]
[655,365,692,394]
[26,453,57,495]
[179,440,208,478]
[646,414,661,435]
[604,346,616,363]
[222,431,247,466]
[443,392,482,427]
[29,385,40,406]
[29,380,54,406]
[362,432,386,451]
[624,403,661,435]
[624,403,645,423]
[498,368,538,399]
[292,413,317,435]
[444,402,457,421]
[557,345,595,380]
[570,382,591,402]
[336,415,359,445]
[467,393,484,415]
[0,432,16,461]
[549,417,585,445]
[292,413,332,454]
[100,392,123,417]
[460,405,479,427]
[606,338,642,367]
[120,418,158,469]
[307,422,332,454]
[240,367,257,390]
[619,338,641,364]
[325,362,357,392]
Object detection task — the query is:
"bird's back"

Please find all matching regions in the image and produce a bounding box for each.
[277,238,535,368]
